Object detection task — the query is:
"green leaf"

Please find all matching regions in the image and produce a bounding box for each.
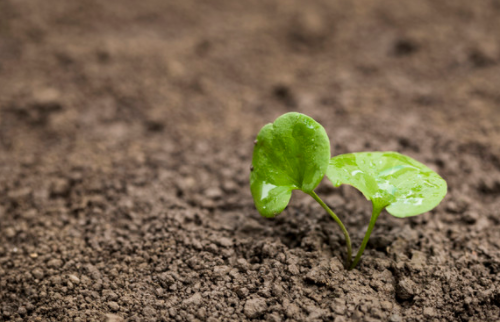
[250,112,330,217]
[326,152,447,217]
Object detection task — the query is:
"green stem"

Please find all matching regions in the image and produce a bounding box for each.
[349,204,384,270]
[309,191,352,268]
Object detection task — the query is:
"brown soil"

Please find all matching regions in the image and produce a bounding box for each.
[1,1,500,321]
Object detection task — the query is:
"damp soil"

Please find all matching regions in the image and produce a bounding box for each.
[1,1,500,321]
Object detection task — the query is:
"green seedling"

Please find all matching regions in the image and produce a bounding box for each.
[327,152,447,269]
[250,112,352,264]
[250,112,447,269]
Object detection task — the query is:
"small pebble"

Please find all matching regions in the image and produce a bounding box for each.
[108,301,119,311]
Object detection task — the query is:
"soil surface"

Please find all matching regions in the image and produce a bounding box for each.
[1,1,500,321]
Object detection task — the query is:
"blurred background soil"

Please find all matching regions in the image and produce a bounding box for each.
[1,0,500,321]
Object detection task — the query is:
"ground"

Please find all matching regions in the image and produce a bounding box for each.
[1,0,500,321]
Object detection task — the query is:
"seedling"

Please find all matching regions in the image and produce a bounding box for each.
[250,112,447,269]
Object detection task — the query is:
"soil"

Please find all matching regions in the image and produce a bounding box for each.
[1,0,500,321]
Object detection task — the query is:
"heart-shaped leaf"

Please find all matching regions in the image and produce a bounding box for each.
[326,152,447,217]
[250,113,330,217]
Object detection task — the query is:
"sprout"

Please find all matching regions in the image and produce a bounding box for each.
[250,113,447,269]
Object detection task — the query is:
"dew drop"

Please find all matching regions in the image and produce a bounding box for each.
[260,181,277,200]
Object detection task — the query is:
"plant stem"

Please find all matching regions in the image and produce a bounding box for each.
[309,191,352,268]
[349,204,384,270]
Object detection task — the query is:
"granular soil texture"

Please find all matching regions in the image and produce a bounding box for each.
[1,0,500,321]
